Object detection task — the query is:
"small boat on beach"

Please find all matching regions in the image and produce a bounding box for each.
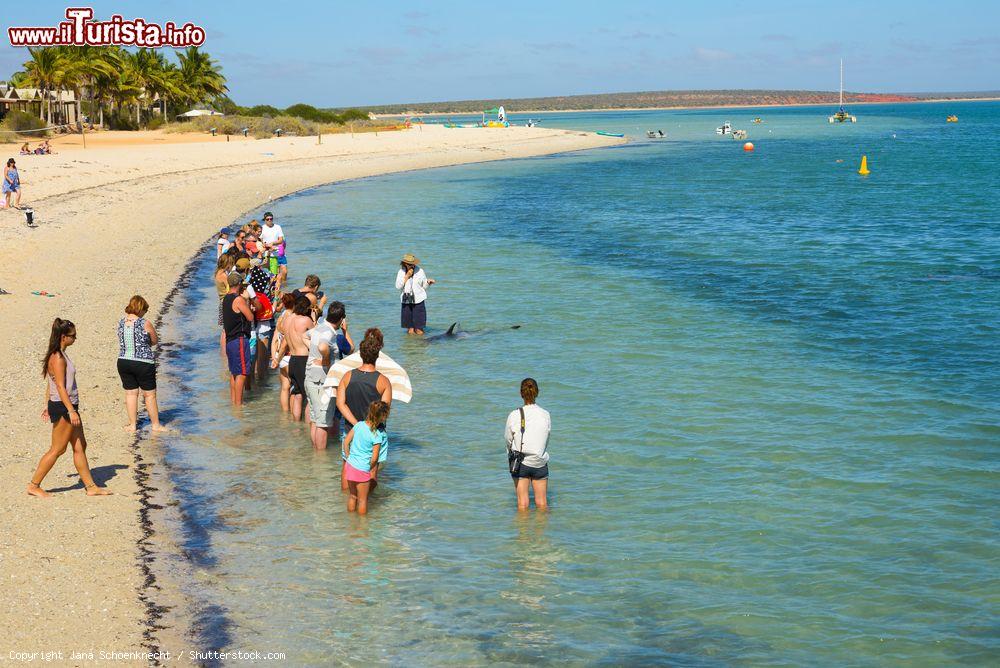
[597,131,625,137]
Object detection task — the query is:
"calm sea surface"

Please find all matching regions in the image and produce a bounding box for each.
[154,102,999,665]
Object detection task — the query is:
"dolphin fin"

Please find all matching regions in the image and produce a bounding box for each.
[446,322,458,336]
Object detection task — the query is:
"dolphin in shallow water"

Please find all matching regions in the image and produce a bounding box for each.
[424,322,521,342]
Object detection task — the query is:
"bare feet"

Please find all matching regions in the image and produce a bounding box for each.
[85,484,112,496]
[27,482,52,498]
[150,424,172,433]
[123,423,137,433]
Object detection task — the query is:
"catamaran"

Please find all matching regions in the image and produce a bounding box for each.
[829,59,857,123]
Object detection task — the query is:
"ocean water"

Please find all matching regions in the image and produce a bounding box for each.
[154,102,999,665]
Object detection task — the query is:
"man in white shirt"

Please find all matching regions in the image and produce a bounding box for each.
[260,212,287,291]
[304,301,352,450]
[505,378,551,510]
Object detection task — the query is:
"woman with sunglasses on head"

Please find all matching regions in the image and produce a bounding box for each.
[27,318,111,498]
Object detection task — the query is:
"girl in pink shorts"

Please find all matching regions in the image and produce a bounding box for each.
[343,400,390,515]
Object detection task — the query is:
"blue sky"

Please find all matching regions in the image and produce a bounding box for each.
[2,1,998,106]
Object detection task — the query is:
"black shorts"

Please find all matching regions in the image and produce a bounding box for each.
[118,358,157,391]
[48,401,79,424]
[288,355,308,396]
[512,463,549,480]
[401,301,427,330]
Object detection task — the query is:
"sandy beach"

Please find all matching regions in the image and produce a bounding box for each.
[0,125,622,662]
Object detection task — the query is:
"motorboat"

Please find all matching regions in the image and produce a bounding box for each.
[646,130,666,138]
[716,121,732,135]
[752,117,763,124]
[732,129,748,140]
[946,115,958,123]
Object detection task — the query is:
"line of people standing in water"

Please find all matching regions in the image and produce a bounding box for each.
[29,212,551,511]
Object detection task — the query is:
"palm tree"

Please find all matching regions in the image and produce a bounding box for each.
[20,48,68,123]
[56,45,118,125]
[177,47,227,108]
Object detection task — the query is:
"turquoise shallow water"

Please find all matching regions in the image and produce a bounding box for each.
[155,102,999,665]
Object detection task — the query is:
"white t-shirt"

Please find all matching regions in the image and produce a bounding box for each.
[505,404,551,469]
[305,321,337,383]
[261,224,284,247]
[217,238,231,257]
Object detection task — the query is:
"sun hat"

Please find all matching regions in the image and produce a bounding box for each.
[235,258,251,271]
[219,228,229,235]
[401,253,419,264]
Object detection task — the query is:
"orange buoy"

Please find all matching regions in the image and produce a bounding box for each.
[743,142,754,152]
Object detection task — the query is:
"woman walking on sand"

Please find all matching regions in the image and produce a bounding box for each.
[505,378,550,510]
[3,157,22,209]
[117,295,166,433]
[27,318,111,498]
[395,253,435,335]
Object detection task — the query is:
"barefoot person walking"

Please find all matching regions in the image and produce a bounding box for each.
[117,295,166,433]
[505,378,550,510]
[27,319,111,497]
[3,157,22,209]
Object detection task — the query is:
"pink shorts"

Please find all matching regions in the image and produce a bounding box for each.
[344,461,371,483]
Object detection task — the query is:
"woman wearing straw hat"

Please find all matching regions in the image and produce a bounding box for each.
[394,253,435,335]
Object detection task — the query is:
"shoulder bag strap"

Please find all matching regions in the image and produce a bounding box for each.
[518,407,526,453]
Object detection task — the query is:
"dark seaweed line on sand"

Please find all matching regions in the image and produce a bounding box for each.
[132,233,226,665]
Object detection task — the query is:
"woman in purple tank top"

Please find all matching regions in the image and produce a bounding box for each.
[27,318,111,498]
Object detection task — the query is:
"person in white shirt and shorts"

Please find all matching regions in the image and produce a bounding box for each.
[505,378,551,510]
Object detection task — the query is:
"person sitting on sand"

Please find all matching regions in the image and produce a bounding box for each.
[28,318,112,497]
[117,295,166,433]
[222,273,255,406]
[505,378,550,510]
[343,400,390,515]
[3,158,22,209]
[40,140,52,154]
[19,143,29,155]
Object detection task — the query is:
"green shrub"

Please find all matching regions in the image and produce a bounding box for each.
[0,110,47,136]
[146,116,165,130]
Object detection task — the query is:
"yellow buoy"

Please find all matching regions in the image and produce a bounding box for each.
[858,155,870,176]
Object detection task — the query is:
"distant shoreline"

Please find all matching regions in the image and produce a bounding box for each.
[374,97,1000,119]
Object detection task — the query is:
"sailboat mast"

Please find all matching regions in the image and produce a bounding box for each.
[839,59,844,109]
